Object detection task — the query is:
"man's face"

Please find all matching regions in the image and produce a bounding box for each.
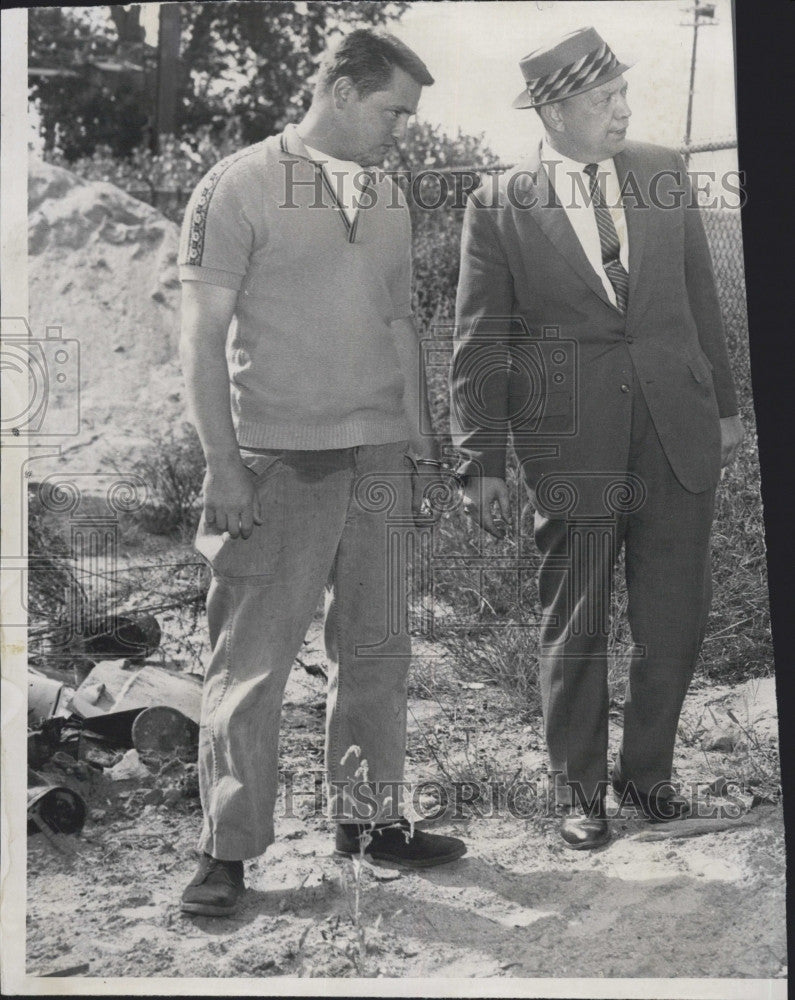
[337,66,422,165]
[557,75,631,162]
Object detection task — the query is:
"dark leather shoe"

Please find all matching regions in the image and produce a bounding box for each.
[181,853,245,916]
[335,819,467,868]
[559,814,611,850]
[611,775,692,823]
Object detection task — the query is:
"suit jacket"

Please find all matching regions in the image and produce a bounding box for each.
[451,140,739,501]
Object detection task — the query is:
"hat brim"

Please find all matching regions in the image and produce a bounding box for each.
[512,59,633,109]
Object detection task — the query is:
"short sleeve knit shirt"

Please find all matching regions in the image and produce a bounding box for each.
[178,124,414,451]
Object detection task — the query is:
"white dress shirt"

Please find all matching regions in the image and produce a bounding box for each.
[540,138,629,308]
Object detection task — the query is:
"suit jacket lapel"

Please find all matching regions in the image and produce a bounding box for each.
[518,146,614,310]
[614,147,648,307]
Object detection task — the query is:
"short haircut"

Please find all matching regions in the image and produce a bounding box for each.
[316,28,434,95]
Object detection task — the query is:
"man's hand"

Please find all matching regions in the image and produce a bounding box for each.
[461,476,511,539]
[203,456,264,539]
[720,414,744,469]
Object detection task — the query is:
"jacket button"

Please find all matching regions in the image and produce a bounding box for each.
[626,335,635,344]
[620,383,630,393]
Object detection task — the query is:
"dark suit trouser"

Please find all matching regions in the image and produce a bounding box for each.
[530,387,716,809]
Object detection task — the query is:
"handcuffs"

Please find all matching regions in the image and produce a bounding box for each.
[405,454,466,488]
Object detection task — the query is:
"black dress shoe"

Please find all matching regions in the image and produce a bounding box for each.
[335,819,467,868]
[611,775,692,823]
[181,853,245,916]
[559,814,611,851]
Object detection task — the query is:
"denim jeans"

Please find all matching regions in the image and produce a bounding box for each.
[194,441,413,860]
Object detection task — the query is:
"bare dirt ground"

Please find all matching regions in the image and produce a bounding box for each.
[26,620,786,982]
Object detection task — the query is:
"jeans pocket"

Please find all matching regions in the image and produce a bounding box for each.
[239,448,284,482]
[194,450,286,577]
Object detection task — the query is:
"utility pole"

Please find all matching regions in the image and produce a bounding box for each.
[680,1,718,165]
[154,3,182,149]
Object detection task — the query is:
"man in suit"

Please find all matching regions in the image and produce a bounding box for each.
[451,27,744,849]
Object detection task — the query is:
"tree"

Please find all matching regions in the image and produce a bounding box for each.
[29,6,153,160]
[30,2,408,160]
[179,1,407,144]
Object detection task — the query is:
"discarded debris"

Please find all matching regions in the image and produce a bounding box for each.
[78,738,122,770]
[79,708,147,747]
[69,659,201,723]
[81,613,161,662]
[131,705,198,755]
[28,769,86,836]
[631,810,766,842]
[28,669,73,726]
[106,749,152,782]
[26,612,204,830]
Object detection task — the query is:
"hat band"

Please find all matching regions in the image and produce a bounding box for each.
[525,42,620,105]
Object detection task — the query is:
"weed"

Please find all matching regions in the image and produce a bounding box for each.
[721,686,782,803]
[334,747,407,977]
[116,422,205,541]
[336,747,374,976]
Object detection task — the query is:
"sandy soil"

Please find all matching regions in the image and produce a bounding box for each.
[27,160,184,477]
[26,626,786,982]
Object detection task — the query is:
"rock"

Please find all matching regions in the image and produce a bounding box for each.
[107,749,152,782]
[179,764,199,798]
[142,788,164,806]
[80,744,121,770]
[162,788,183,807]
[727,677,779,741]
[701,725,744,752]
[706,775,729,796]
[370,867,402,882]
[49,752,92,780]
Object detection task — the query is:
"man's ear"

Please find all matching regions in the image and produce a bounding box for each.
[540,101,565,136]
[331,76,355,109]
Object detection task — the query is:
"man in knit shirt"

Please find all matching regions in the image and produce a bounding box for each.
[178,29,466,917]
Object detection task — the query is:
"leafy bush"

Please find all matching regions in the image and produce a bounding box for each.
[45,120,247,223]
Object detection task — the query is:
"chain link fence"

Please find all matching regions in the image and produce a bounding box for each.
[703,206,747,347]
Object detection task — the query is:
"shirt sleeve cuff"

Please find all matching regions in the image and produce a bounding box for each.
[179,264,244,291]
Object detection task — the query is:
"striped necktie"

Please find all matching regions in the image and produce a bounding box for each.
[584,162,629,314]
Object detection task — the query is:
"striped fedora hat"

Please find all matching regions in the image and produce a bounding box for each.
[512,27,632,109]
